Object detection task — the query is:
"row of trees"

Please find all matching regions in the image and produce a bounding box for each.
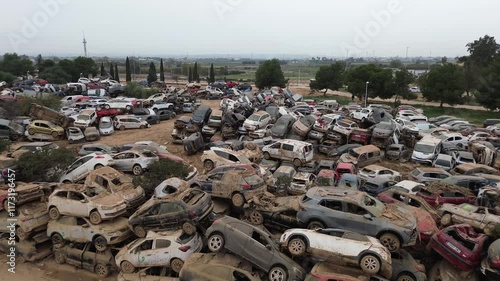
[100,62,120,82]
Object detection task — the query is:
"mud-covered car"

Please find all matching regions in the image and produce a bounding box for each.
[280,228,392,278]
[84,126,100,141]
[438,203,500,235]
[327,143,362,159]
[349,128,372,145]
[84,166,146,210]
[29,103,70,128]
[0,182,50,211]
[118,266,179,281]
[390,249,427,281]
[428,259,478,281]
[0,232,52,263]
[297,187,418,251]
[206,216,307,281]
[305,262,389,281]
[481,238,500,280]
[452,163,499,176]
[416,183,476,207]
[245,194,301,230]
[0,201,49,240]
[429,224,490,271]
[53,242,115,278]
[191,170,265,208]
[48,184,127,225]
[128,188,213,237]
[377,187,440,223]
[47,216,131,251]
[201,147,252,172]
[385,144,412,162]
[180,253,262,281]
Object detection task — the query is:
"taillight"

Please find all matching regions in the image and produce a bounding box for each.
[242,184,250,189]
[213,219,220,225]
[490,256,500,267]
[415,264,425,272]
[95,155,104,159]
[178,245,191,252]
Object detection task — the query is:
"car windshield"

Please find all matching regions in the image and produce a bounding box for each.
[349,150,359,158]
[338,121,350,128]
[415,143,435,154]
[377,122,394,130]
[323,116,334,124]
[248,114,261,121]
[435,159,451,166]
[77,115,90,120]
[299,117,311,126]
[9,122,23,131]
[211,116,222,120]
[100,121,112,128]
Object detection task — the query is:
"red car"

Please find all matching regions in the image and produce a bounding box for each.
[86,83,106,90]
[96,108,121,118]
[35,79,48,86]
[226,81,239,88]
[348,128,372,145]
[416,188,475,207]
[429,224,490,271]
[334,163,357,183]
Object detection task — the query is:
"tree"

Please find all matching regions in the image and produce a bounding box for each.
[209,63,215,83]
[59,57,97,81]
[420,63,465,108]
[109,63,114,79]
[132,159,189,197]
[159,58,165,82]
[188,67,193,83]
[36,54,43,67]
[466,35,500,68]
[100,62,105,76]
[38,59,55,73]
[125,57,132,82]
[461,56,480,97]
[255,59,286,89]
[0,53,34,76]
[345,64,394,100]
[18,148,77,182]
[390,69,416,102]
[0,71,17,84]
[389,59,404,69]
[147,62,157,83]
[38,65,72,84]
[476,57,500,111]
[114,64,120,82]
[310,62,345,95]
[193,62,199,83]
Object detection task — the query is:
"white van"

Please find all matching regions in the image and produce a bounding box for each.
[113,115,149,130]
[262,139,314,167]
[411,136,442,164]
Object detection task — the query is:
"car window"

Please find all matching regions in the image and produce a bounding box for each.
[346,203,369,216]
[320,200,342,211]
[154,239,171,249]
[68,191,84,201]
[55,191,67,198]
[135,240,153,253]
[158,202,181,214]
[282,144,294,151]
[228,154,239,162]
[251,231,269,247]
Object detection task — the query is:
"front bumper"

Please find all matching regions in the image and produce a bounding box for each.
[109,229,133,245]
[242,188,265,201]
[100,207,127,218]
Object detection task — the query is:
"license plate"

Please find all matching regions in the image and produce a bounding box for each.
[446,241,461,253]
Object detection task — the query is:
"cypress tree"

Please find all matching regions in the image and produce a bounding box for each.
[100,62,105,76]
[193,62,199,83]
[115,64,120,82]
[160,58,165,82]
[147,62,157,83]
[209,63,215,83]
[109,63,114,79]
[188,67,193,83]
[125,57,131,82]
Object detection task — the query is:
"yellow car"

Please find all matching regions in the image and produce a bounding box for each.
[27,120,64,138]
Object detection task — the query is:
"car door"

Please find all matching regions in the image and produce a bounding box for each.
[140,203,161,229]
[318,199,344,228]
[131,118,141,129]
[134,239,155,267]
[213,173,238,198]
[281,143,295,161]
[73,217,92,242]
[157,202,185,228]
[64,156,94,182]
[344,203,379,237]
[67,191,90,217]
[113,153,128,171]
[152,239,172,266]
[267,142,281,157]
[243,230,273,270]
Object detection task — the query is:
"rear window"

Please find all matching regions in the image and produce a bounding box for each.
[302,195,312,203]
[411,169,420,176]
[182,189,205,205]
[435,159,451,166]
[244,175,262,185]
[142,151,157,158]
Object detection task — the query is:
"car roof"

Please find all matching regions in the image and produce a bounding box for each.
[307,187,365,203]
[415,167,448,173]
[362,164,386,171]
[353,145,380,153]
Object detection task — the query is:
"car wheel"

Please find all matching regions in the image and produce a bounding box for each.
[182,221,196,235]
[94,164,104,170]
[397,274,415,281]
[288,237,307,256]
[395,176,402,181]
[51,131,59,138]
[170,258,184,273]
[293,158,302,167]
[379,233,401,252]
[203,160,214,171]
[140,125,145,129]
[94,236,108,252]
[360,254,381,275]
[120,261,136,274]
[134,226,146,238]
[28,128,35,135]
[248,210,264,225]
[119,125,125,131]
[2,200,8,212]
[231,193,245,208]
[104,105,110,109]
[89,210,103,225]
[268,266,287,281]
[62,180,71,184]
[17,227,28,241]
[49,206,60,220]
[263,152,271,160]
[207,233,225,252]
[307,220,325,230]
[95,263,109,278]
[17,255,26,264]
[132,164,143,176]
[54,251,66,264]
[51,233,65,248]
[126,105,132,111]
[440,213,452,227]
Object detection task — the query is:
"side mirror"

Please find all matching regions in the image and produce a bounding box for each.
[265,244,272,250]
[363,214,372,220]
[82,224,89,228]
[80,199,87,203]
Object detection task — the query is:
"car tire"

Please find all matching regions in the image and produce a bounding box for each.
[397,274,415,281]
[94,164,104,170]
[293,158,302,167]
[51,233,65,248]
[440,213,452,227]
[28,128,35,135]
[182,221,196,235]
[379,232,401,252]
[307,220,325,230]
[95,263,109,278]
[120,260,135,274]
[119,125,125,131]
[134,226,146,238]
[248,210,264,225]
[207,233,225,252]
[140,125,145,129]
[203,160,214,172]
[288,237,307,256]
[94,236,108,252]
[104,105,110,109]
[126,105,132,111]
[263,152,271,160]
[52,131,59,138]
[132,164,143,176]
[231,193,245,208]
[16,227,28,241]
[170,258,184,273]
[268,266,288,281]
[89,210,103,225]
[54,251,65,264]
[360,254,381,275]
[49,206,60,220]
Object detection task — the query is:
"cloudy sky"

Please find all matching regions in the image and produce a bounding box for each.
[1,0,498,58]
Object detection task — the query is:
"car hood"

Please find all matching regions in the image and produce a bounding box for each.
[381,204,416,229]
[96,217,130,232]
[92,193,125,207]
[413,207,438,235]
[115,186,144,201]
[339,154,357,164]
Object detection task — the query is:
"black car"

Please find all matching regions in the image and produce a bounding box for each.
[483,119,500,128]
[238,82,252,91]
[156,109,176,121]
[247,196,301,231]
[327,143,362,158]
[53,242,115,278]
[271,115,295,138]
[128,188,213,237]
[192,105,212,126]
[211,81,227,90]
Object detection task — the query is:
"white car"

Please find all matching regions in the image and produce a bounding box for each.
[358,164,402,184]
[200,147,251,171]
[289,172,316,195]
[248,124,273,139]
[332,119,359,136]
[350,108,372,121]
[88,98,108,107]
[115,230,203,274]
[396,110,425,120]
[468,131,491,142]
[59,153,115,183]
[112,150,159,175]
[48,185,127,225]
[313,114,341,132]
[78,78,91,84]
[154,177,188,199]
[243,111,272,131]
[61,107,80,116]
[61,95,84,106]
[147,93,169,104]
[99,116,114,135]
[440,120,469,130]
[395,118,419,133]
[439,133,468,151]
[280,228,392,277]
[151,102,174,112]
[104,99,134,111]
[47,216,131,251]
[73,109,97,128]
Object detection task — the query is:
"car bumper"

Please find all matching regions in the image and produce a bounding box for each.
[101,208,127,218]
[411,157,433,165]
[429,237,476,271]
[380,262,393,279]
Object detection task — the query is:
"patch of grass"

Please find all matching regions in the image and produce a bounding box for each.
[304,95,352,105]
[419,106,497,126]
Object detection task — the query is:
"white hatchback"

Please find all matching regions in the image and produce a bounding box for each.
[59,153,114,183]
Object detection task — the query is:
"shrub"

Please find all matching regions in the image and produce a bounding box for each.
[124,82,161,99]
[18,148,77,182]
[18,96,62,115]
[133,159,190,197]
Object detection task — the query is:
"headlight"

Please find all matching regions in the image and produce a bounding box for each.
[100,205,114,210]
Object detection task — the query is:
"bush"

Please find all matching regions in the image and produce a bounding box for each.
[124,82,162,99]
[18,95,62,115]
[133,159,190,197]
[18,148,77,182]
[0,139,10,153]
[0,71,17,84]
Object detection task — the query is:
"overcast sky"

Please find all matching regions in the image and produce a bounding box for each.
[1,0,498,58]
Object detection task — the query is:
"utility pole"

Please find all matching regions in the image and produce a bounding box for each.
[82,31,88,57]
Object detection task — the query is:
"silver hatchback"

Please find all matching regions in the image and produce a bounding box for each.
[111,150,159,175]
